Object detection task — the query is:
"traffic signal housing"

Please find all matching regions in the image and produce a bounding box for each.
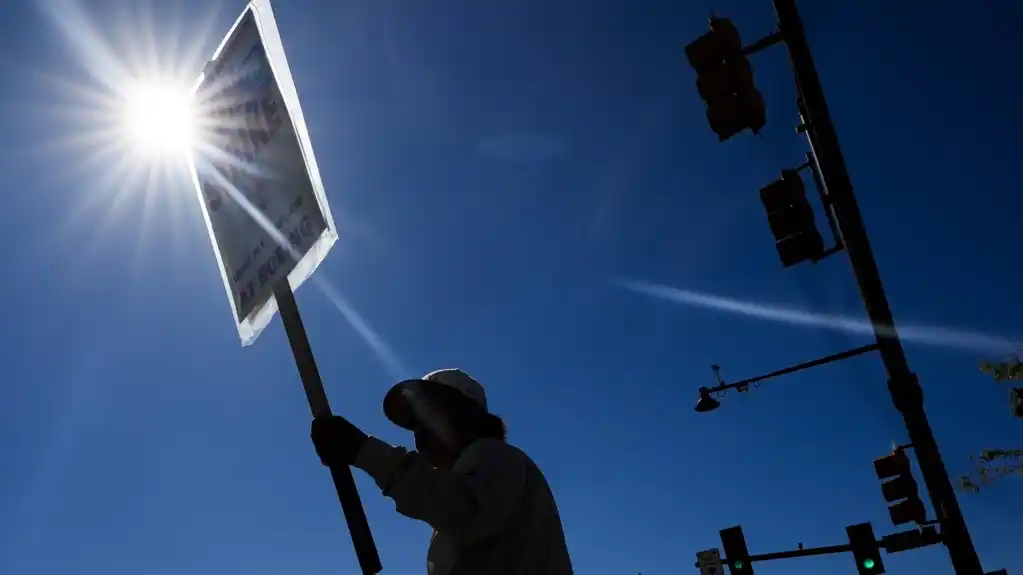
[685,18,766,141]
[874,449,927,526]
[719,526,754,575]
[759,170,825,267]
[847,523,885,575]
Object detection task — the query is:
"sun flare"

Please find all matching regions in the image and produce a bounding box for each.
[123,81,196,155]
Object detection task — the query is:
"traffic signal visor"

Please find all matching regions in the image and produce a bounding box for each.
[719,526,754,575]
[846,523,885,575]
[874,450,926,525]
[685,17,765,141]
[696,58,754,101]
[874,450,911,480]
[759,171,824,266]
[705,90,765,142]
[685,18,743,71]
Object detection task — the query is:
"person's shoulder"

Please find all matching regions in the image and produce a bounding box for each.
[463,437,517,457]
[458,438,536,470]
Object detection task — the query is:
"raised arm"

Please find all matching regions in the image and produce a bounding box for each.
[355,437,526,546]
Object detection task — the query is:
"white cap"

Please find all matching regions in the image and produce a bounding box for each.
[383,368,488,430]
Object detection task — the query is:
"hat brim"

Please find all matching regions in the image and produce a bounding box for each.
[384,378,489,430]
[383,378,445,430]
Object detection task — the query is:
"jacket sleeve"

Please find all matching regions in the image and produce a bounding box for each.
[354,436,526,546]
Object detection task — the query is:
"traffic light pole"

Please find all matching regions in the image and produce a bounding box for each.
[770,0,983,573]
[696,524,943,570]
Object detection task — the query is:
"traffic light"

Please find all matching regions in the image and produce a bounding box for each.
[685,18,766,141]
[759,170,825,267]
[874,449,926,526]
[847,523,885,575]
[1011,387,1022,418]
[719,526,754,575]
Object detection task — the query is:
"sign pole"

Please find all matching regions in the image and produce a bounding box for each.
[274,281,383,575]
[190,3,382,572]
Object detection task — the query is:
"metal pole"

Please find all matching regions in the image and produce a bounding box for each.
[709,344,879,393]
[750,543,851,561]
[275,282,383,575]
[769,1,983,573]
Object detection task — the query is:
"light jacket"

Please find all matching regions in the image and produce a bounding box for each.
[355,436,573,575]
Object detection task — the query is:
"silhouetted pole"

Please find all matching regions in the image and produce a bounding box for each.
[771,0,983,573]
[276,283,383,575]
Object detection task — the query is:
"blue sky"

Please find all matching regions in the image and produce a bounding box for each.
[1,1,1020,574]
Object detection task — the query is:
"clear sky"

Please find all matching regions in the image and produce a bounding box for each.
[1,1,1020,574]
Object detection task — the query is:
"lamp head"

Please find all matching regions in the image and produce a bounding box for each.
[695,386,721,413]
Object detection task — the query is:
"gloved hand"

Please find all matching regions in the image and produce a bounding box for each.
[311,415,369,467]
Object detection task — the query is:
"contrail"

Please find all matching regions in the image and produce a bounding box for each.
[612,278,1020,355]
[313,278,410,381]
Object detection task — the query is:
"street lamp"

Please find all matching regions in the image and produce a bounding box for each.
[695,386,722,413]
[693,345,879,414]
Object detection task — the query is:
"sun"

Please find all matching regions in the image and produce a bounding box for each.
[123,80,196,156]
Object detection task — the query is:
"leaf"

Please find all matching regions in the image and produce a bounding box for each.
[1011,362,1023,381]
[958,476,980,493]
[981,359,1023,382]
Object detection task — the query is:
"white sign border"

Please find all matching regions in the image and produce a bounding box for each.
[187,0,338,346]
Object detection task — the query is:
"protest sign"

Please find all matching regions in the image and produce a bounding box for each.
[187,3,381,574]
[188,0,336,346]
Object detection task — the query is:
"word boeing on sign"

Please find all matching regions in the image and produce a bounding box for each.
[187,0,337,345]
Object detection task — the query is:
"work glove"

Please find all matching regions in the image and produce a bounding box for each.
[311,415,369,467]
